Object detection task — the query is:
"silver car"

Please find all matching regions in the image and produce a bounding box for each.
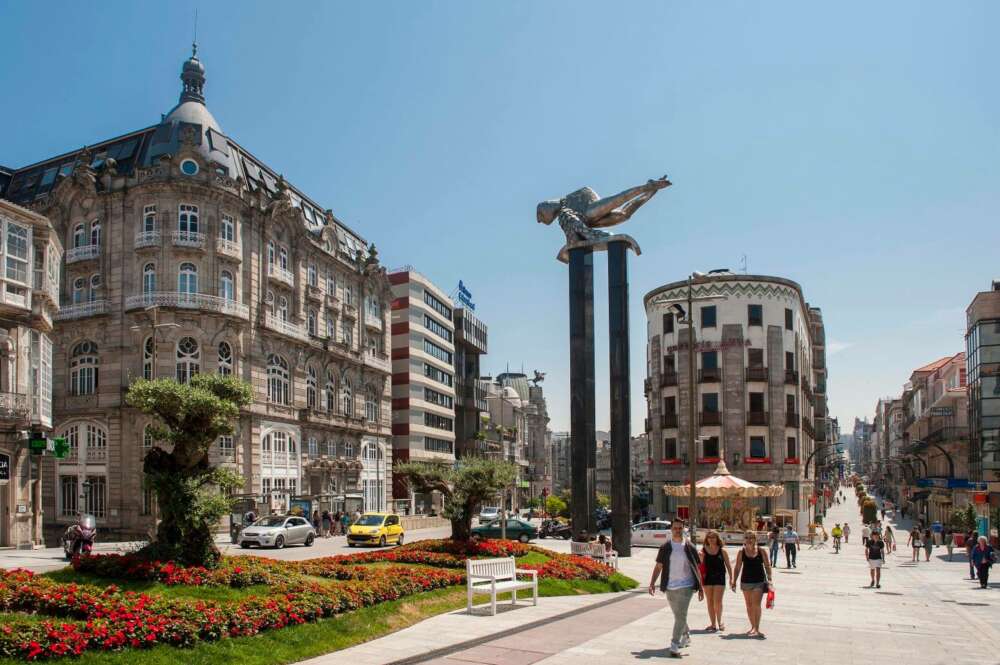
[631,520,672,547]
[238,515,316,549]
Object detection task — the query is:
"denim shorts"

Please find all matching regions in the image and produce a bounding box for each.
[741,582,767,592]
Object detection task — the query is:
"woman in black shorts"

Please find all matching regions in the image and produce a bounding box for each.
[731,530,773,638]
[700,530,734,631]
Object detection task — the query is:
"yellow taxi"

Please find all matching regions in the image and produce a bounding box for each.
[346,513,404,547]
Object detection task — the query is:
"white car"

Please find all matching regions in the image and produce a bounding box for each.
[479,506,500,522]
[238,515,316,549]
[631,520,672,547]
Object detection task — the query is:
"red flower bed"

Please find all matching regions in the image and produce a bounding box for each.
[519,555,612,581]
[72,554,286,588]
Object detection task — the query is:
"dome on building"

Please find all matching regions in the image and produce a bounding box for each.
[500,386,523,406]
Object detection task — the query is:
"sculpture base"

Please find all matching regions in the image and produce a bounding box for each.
[557,234,641,264]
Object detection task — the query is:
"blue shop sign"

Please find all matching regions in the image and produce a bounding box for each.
[915,477,987,490]
[457,280,476,310]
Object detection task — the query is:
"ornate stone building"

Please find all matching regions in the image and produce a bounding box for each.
[1,50,392,541]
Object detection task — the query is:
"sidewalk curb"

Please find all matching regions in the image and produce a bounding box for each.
[385,590,643,665]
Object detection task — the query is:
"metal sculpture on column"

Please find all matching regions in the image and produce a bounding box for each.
[538,176,671,554]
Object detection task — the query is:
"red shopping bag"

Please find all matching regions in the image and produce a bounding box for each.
[766,588,775,609]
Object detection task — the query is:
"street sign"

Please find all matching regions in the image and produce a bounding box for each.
[28,432,46,455]
[52,437,69,459]
[930,407,954,417]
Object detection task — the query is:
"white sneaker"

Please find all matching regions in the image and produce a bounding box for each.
[680,633,691,648]
[668,645,681,658]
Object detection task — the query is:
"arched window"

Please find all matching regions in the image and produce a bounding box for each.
[279,247,288,270]
[307,310,317,336]
[325,370,336,412]
[325,439,336,456]
[142,336,154,380]
[70,341,99,396]
[307,264,317,287]
[72,278,86,304]
[178,262,197,294]
[307,436,318,456]
[267,354,290,405]
[88,274,101,302]
[178,204,199,233]
[90,220,101,247]
[344,440,354,458]
[86,424,107,461]
[277,296,288,322]
[73,224,86,248]
[219,270,235,301]
[175,337,200,384]
[267,240,275,266]
[218,341,233,376]
[306,365,317,409]
[342,379,354,417]
[365,386,379,423]
[143,205,157,233]
[142,263,156,294]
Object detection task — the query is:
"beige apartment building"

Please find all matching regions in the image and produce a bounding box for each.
[0,51,392,541]
[389,268,457,514]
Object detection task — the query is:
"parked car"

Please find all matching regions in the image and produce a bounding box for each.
[630,520,672,547]
[347,513,405,547]
[472,518,538,543]
[239,515,316,549]
[479,506,500,522]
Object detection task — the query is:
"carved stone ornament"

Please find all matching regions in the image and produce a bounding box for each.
[178,125,199,146]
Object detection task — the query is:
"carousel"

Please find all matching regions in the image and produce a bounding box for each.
[663,461,785,544]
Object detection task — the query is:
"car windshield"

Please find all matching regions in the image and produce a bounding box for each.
[356,515,385,526]
[255,516,287,527]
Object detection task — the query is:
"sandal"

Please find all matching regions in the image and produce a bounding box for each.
[705,625,717,632]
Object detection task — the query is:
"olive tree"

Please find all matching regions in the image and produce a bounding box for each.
[126,374,252,566]
[394,458,517,541]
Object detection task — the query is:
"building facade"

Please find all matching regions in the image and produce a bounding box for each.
[0,201,60,546]
[643,272,827,531]
[966,282,1000,516]
[1,52,393,541]
[388,268,457,514]
[452,307,489,457]
[550,431,571,497]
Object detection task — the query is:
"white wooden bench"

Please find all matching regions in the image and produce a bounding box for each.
[570,541,619,569]
[466,556,538,616]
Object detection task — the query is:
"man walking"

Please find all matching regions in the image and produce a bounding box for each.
[768,524,780,567]
[648,519,705,658]
[862,523,871,547]
[783,525,799,568]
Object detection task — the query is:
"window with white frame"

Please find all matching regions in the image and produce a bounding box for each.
[85,424,107,462]
[267,240,275,266]
[277,296,288,322]
[72,223,86,249]
[72,278,86,304]
[142,263,156,294]
[308,264,317,287]
[70,341,98,395]
[142,336,154,380]
[344,441,354,458]
[143,205,157,233]
[5,221,30,285]
[178,204,199,233]
[308,437,318,457]
[306,365,317,409]
[88,274,101,302]
[365,386,379,423]
[175,337,200,384]
[143,424,154,449]
[343,283,354,306]
[326,271,336,296]
[63,424,79,458]
[59,476,78,517]
[218,341,233,376]
[343,323,353,348]
[325,439,336,456]
[219,270,235,301]
[279,247,288,271]
[267,354,290,405]
[219,435,234,458]
[326,312,335,339]
[326,370,337,412]
[307,310,317,336]
[178,262,197,294]
[89,220,101,247]
[85,475,107,518]
[342,379,354,417]
[220,215,235,242]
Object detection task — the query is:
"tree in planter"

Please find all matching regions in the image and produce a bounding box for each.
[126,374,252,566]
[949,504,977,533]
[861,498,878,524]
[394,458,517,540]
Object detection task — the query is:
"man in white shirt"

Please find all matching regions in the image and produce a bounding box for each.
[648,519,705,657]
[862,524,872,547]
[783,525,800,568]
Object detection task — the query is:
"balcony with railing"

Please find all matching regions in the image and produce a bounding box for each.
[364,348,391,373]
[267,263,295,287]
[812,352,826,370]
[215,237,241,260]
[698,368,720,383]
[746,367,768,382]
[700,411,721,426]
[55,300,110,321]
[660,372,678,387]
[66,244,100,264]
[170,230,206,249]
[0,392,30,421]
[786,412,800,427]
[924,426,969,445]
[86,445,108,463]
[801,416,816,439]
[747,412,768,426]
[125,292,249,320]
[661,413,678,429]
[364,311,384,331]
[814,380,827,395]
[264,312,310,343]
[134,231,160,249]
[784,370,799,385]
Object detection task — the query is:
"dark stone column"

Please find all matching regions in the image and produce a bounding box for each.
[608,241,632,556]
[569,247,596,538]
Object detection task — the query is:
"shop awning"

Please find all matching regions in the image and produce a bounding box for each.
[910,490,931,501]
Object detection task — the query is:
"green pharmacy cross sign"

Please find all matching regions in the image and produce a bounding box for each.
[28,433,47,455]
[52,437,69,459]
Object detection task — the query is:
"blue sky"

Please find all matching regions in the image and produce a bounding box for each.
[2,1,997,434]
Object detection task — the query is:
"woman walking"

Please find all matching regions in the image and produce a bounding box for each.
[970,536,995,589]
[944,529,954,561]
[731,531,773,638]
[321,510,332,538]
[966,531,979,579]
[922,528,933,562]
[883,524,895,554]
[907,527,922,562]
[700,530,733,632]
[843,523,851,544]
[865,531,886,588]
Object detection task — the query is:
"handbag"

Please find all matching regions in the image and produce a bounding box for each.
[698,561,707,582]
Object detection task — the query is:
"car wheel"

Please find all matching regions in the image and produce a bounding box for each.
[518,534,530,543]
[240,542,251,549]
[348,542,355,548]
[397,534,404,546]
[274,536,285,549]
[379,535,387,547]
[305,534,315,547]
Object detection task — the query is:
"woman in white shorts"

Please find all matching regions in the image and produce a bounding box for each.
[866,531,886,588]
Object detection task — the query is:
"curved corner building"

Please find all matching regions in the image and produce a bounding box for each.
[642,271,829,532]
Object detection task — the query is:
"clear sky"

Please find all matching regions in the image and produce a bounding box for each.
[2,1,997,434]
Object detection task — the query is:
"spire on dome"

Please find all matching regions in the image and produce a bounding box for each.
[179,43,206,105]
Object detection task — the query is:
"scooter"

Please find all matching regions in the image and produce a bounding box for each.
[62,514,97,560]
[539,519,572,540]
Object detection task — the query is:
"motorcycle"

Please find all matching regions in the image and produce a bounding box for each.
[62,514,97,560]
[539,519,572,540]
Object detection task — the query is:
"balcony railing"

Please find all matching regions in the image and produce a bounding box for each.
[86,446,108,462]
[746,367,768,382]
[661,413,678,429]
[700,411,721,426]
[134,231,160,249]
[747,412,768,426]
[661,372,678,387]
[171,230,206,249]
[125,292,249,320]
[698,368,720,383]
[55,300,110,321]
[215,237,241,259]
[786,412,800,427]
[0,392,30,420]
[924,426,969,445]
[66,244,100,264]
[814,380,827,395]
[264,312,310,343]
[364,312,383,330]
[801,416,816,439]
[267,263,295,287]
[784,370,799,385]
[364,349,391,373]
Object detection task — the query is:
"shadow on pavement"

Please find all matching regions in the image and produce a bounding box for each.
[719,633,757,640]
[631,647,674,659]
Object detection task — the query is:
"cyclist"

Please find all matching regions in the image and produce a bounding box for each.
[831,523,844,553]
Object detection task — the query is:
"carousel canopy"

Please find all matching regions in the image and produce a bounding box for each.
[662,461,785,498]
